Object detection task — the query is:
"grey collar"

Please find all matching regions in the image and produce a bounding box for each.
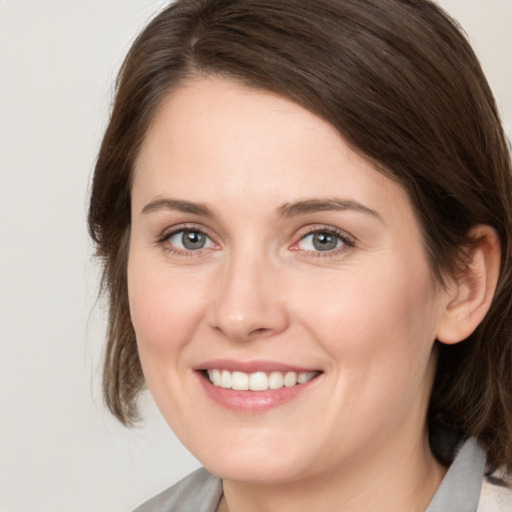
[426,437,486,512]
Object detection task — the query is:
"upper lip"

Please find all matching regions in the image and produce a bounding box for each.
[194,359,322,374]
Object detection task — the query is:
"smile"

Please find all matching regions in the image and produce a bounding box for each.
[206,369,319,391]
[197,361,323,412]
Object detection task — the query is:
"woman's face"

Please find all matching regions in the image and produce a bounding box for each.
[128,77,450,484]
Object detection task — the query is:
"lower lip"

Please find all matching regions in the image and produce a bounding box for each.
[197,372,321,413]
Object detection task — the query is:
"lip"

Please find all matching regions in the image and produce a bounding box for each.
[194,360,323,413]
[195,359,319,374]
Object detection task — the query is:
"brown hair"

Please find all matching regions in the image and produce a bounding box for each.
[88,0,512,469]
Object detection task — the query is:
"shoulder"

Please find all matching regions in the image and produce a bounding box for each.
[477,468,512,512]
[132,467,223,512]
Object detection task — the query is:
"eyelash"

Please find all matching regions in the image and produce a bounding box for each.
[156,224,217,257]
[293,226,356,257]
[156,225,356,257]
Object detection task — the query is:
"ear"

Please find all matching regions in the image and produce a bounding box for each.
[436,225,501,345]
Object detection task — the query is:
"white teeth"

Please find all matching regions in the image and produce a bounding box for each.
[249,372,268,391]
[231,371,249,390]
[268,371,284,389]
[298,372,316,384]
[206,369,318,391]
[284,371,297,387]
[210,369,221,386]
[220,370,231,389]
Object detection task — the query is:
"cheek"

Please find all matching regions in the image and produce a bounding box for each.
[127,253,210,359]
[292,260,439,381]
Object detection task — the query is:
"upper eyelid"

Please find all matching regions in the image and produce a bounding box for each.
[156,223,356,249]
[288,225,357,257]
[156,226,218,255]
[155,225,216,252]
[295,224,356,242]
[159,223,214,240]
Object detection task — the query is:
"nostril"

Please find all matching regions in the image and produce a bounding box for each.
[249,327,271,336]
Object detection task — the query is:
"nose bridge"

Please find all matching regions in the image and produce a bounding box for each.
[208,243,288,341]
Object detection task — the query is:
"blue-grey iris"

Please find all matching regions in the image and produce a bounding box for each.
[182,230,207,250]
[312,232,338,251]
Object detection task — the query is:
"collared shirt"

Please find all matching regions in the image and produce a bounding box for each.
[427,437,485,511]
[133,437,512,512]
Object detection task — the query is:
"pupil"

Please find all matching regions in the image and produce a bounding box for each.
[313,232,337,251]
[182,230,206,250]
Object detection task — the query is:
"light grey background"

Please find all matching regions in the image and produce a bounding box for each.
[0,1,510,511]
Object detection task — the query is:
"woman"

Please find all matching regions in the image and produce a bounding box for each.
[88,0,512,510]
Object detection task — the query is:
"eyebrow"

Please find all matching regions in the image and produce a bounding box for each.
[141,196,382,222]
[141,198,214,217]
[277,198,382,221]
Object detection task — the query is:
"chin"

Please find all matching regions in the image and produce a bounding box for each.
[186,431,323,484]
[203,455,307,485]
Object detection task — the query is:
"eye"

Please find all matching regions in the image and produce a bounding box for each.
[294,228,354,253]
[165,229,215,251]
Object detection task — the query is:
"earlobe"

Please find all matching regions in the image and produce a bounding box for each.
[436,225,501,345]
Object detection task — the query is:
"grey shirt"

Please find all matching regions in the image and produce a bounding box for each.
[133,437,505,512]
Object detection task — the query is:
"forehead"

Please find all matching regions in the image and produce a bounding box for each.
[133,76,412,225]
[136,76,345,176]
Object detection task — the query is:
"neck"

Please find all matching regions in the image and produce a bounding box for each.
[219,432,447,512]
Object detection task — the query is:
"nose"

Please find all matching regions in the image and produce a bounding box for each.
[207,252,289,342]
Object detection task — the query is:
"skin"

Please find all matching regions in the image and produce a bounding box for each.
[128,77,494,511]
